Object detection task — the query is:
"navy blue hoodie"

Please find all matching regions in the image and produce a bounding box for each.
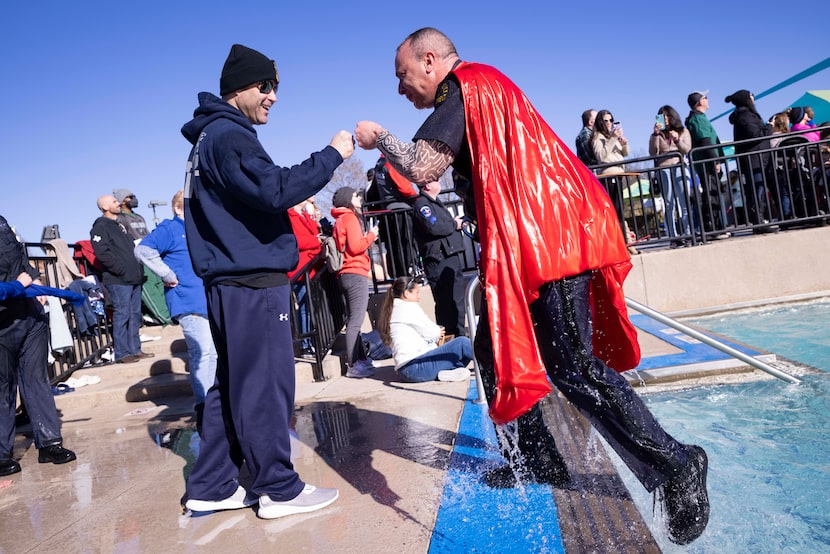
[181,92,342,286]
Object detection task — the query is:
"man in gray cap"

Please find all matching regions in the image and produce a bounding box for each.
[181,44,354,520]
[113,188,149,241]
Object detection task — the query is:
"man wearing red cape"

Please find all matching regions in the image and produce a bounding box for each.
[355,28,709,546]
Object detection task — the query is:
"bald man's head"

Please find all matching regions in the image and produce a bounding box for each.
[97,195,121,219]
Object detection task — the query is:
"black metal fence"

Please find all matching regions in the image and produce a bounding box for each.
[24,127,829,383]
[25,243,114,384]
[289,254,346,381]
[359,126,829,287]
[590,126,830,248]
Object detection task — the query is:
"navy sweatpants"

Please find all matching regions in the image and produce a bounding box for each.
[186,283,304,502]
[475,271,689,492]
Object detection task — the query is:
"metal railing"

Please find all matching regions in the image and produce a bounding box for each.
[288,253,347,381]
[362,127,829,277]
[590,126,830,248]
[625,297,800,384]
[24,239,347,385]
[25,242,114,384]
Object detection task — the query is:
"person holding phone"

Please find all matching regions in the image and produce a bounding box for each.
[592,110,629,173]
[591,110,636,253]
[649,105,693,247]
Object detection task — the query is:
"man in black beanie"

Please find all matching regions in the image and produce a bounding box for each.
[181,43,354,520]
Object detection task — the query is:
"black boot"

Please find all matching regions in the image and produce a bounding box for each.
[38,444,77,465]
[659,445,710,545]
[0,457,21,476]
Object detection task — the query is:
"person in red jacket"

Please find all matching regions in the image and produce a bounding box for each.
[355,27,709,545]
[288,199,322,356]
[330,187,378,378]
[288,199,322,280]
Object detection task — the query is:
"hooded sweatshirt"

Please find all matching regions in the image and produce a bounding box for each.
[181,92,342,286]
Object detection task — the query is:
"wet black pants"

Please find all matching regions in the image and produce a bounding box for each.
[475,272,689,491]
[0,298,62,456]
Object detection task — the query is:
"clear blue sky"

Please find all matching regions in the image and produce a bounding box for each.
[2,1,828,243]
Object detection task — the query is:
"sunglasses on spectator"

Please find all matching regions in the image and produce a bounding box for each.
[258,80,278,94]
[602,117,613,122]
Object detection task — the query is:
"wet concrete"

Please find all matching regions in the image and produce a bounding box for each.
[0,300,790,553]
[0,354,473,553]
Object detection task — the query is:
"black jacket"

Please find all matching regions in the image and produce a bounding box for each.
[0,214,40,321]
[411,193,465,262]
[729,106,771,155]
[90,217,143,286]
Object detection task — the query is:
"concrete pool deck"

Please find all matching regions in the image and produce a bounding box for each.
[2,292,813,553]
[6,226,829,552]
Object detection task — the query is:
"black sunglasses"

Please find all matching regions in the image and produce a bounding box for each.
[258,80,278,95]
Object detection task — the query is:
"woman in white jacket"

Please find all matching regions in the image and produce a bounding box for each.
[377,276,472,383]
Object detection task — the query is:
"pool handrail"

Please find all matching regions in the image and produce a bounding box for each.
[625,297,801,384]
[465,275,488,404]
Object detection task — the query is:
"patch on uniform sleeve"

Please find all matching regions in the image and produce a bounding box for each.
[419,205,436,225]
[435,81,449,106]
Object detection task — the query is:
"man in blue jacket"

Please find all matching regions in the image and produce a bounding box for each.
[134,190,216,424]
[181,44,354,520]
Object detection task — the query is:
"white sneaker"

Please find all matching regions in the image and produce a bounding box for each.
[437,367,471,382]
[140,333,161,343]
[258,484,339,519]
[185,485,258,512]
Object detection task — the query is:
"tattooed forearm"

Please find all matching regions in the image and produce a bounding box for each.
[377,131,417,173]
[377,131,454,184]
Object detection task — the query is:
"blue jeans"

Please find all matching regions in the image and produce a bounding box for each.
[657,167,691,238]
[293,284,311,350]
[398,336,473,383]
[178,314,217,404]
[108,284,142,361]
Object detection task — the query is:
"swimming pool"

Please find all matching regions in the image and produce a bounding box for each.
[611,300,830,552]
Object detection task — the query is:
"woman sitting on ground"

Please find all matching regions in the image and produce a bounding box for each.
[376,276,473,383]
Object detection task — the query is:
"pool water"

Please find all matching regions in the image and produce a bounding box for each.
[611,300,830,552]
[687,298,830,373]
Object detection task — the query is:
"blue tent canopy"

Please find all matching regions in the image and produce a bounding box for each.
[789,90,830,125]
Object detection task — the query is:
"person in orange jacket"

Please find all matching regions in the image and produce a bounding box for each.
[330,187,379,378]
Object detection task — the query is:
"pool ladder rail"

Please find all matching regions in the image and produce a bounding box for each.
[463,276,801,393]
[624,298,800,384]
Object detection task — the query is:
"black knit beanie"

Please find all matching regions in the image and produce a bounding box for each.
[220,44,279,96]
[725,89,752,108]
[332,187,357,208]
[789,107,805,124]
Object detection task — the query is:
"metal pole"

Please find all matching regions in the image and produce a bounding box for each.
[625,297,800,384]
[465,276,488,404]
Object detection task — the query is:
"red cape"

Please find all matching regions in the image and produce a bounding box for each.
[453,62,640,424]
